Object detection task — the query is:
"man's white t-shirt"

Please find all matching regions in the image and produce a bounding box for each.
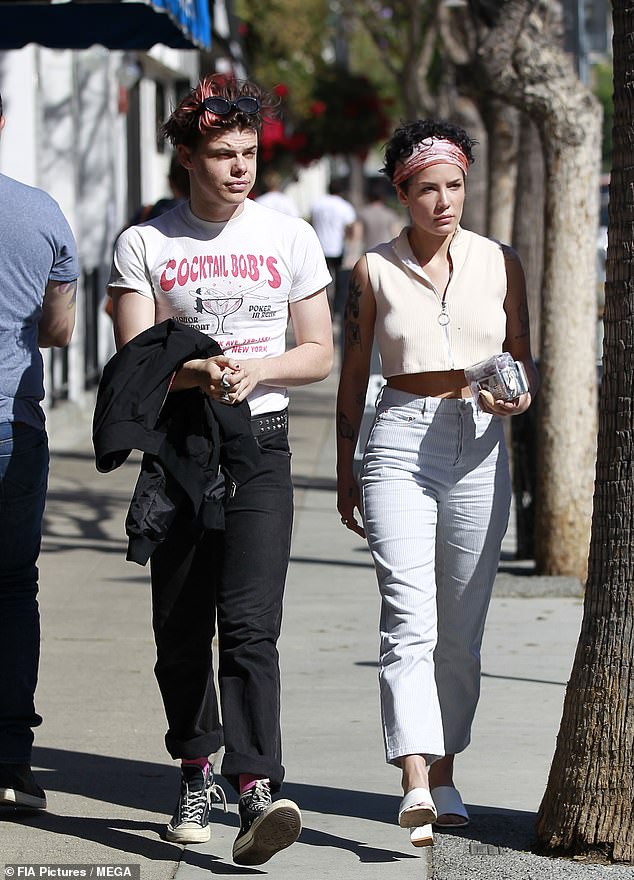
[310,194,357,258]
[255,190,299,217]
[109,199,331,417]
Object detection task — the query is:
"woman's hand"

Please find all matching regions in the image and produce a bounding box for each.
[337,474,366,538]
[478,388,532,417]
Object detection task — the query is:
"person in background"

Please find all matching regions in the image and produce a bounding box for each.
[357,177,402,251]
[105,154,191,320]
[310,178,357,318]
[0,91,79,811]
[255,169,299,217]
[336,119,538,847]
[108,74,332,866]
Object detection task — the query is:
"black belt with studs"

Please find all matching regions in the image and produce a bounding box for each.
[250,410,288,436]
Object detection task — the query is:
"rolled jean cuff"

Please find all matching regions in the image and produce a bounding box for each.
[165,730,224,762]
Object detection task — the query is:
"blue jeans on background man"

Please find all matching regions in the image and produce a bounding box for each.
[0,421,49,764]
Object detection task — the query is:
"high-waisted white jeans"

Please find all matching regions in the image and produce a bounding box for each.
[360,388,511,764]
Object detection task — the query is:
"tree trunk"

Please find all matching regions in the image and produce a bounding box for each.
[512,114,544,356]
[467,0,601,579]
[481,99,520,243]
[454,97,488,235]
[534,128,599,579]
[535,0,634,857]
[510,114,544,560]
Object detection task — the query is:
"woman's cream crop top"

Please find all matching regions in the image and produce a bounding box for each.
[366,226,508,376]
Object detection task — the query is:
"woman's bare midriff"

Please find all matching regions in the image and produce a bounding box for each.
[387,370,472,399]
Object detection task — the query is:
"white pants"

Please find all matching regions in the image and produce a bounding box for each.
[361,389,511,764]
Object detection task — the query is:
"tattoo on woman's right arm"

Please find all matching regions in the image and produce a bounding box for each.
[337,411,356,442]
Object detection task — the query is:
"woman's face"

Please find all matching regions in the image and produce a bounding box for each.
[397,163,465,238]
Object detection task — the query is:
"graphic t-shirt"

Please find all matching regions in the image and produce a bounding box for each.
[109,199,331,416]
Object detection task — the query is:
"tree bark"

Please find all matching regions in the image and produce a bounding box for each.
[534,127,599,579]
[481,99,520,243]
[467,0,601,579]
[454,97,488,236]
[512,114,544,356]
[510,114,544,559]
[536,0,634,857]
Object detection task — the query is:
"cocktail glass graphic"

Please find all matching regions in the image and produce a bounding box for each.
[203,294,243,334]
[190,280,268,334]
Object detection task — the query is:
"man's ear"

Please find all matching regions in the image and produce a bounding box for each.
[176,143,192,170]
[0,116,5,134]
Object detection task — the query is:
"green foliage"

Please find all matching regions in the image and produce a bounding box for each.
[234,0,331,114]
[234,0,400,166]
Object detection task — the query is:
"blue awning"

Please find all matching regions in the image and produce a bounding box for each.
[0,0,212,51]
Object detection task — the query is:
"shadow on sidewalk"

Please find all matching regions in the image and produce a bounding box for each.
[1,750,541,865]
[0,810,181,863]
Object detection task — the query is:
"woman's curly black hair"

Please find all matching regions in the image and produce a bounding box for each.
[382,119,477,188]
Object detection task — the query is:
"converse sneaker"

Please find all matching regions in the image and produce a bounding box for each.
[232,779,302,866]
[0,764,46,810]
[166,764,227,844]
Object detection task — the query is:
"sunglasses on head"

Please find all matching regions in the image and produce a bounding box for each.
[202,96,261,116]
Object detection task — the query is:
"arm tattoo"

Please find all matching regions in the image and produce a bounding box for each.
[343,276,363,351]
[337,411,357,443]
[515,299,529,339]
[344,276,362,322]
[55,280,78,310]
[345,321,361,351]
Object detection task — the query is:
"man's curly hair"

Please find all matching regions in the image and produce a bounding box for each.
[161,74,279,149]
[382,119,476,188]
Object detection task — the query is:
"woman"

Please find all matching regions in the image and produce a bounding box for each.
[336,120,538,847]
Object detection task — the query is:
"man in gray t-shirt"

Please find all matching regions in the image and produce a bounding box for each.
[0,91,79,811]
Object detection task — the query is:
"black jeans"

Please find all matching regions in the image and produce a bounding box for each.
[150,425,293,794]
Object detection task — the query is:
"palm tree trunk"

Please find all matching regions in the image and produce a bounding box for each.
[535,0,634,858]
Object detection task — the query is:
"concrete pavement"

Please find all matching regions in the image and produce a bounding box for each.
[1,372,630,878]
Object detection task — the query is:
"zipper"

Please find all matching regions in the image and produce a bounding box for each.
[434,256,454,369]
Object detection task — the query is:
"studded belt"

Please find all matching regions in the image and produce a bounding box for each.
[251,409,288,436]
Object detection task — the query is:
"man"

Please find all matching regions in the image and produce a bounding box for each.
[310,178,358,317]
[255,169,299,217]
[357,177,402,251]
[0,92,79,810]
[108,75,332,866]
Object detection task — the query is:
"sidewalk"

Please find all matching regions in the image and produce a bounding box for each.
[1,373,629,879]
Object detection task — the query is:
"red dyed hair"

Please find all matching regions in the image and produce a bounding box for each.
[161,74,279,149]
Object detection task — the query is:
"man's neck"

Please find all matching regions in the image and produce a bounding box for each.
[189,198,246,224]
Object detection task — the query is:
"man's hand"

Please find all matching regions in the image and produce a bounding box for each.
[172,355,242,400]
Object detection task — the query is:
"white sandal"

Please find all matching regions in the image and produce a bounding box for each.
[431,786,470,828]
[410,824,434,847]
[398,787,438,828]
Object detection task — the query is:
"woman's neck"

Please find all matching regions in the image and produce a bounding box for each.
[407,226,454,269]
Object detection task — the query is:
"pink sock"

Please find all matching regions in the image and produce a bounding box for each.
[239,774,268,794]
[182,757,210,773]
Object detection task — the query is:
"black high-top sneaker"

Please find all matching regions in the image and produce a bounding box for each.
[232,779,302,866]
[0,764,46,810]
[166,763,227,844]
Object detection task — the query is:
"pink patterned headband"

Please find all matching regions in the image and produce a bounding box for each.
[392,137,469,187]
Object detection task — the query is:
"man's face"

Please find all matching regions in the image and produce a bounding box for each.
[177,126,258,221]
